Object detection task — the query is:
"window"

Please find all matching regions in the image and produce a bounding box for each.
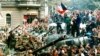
[6,13,11,26]
[24,15,37,24]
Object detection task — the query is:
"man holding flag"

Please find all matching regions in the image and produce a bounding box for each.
[55,3,67,34]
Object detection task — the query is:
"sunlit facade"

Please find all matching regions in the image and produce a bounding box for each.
[0,0,45,28]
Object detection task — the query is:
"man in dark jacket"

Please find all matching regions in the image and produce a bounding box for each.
[71,14,81,37]
[54,14,63,34]
[6,31,16,49]
[76,14,81,36]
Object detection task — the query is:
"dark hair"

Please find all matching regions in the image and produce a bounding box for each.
[91,11,93,14]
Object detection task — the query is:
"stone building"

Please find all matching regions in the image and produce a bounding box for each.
[0,0,46,28]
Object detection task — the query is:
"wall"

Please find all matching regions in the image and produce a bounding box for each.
[1,7,39,28]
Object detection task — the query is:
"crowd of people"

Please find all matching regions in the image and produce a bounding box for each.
[0,17,48,56]
[47,10,100,56]
[41,44,100,56]
[0,10,99,56]
[49,10,100,36]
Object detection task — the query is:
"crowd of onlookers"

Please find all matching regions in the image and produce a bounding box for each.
[49,10,100,36]
[47,10,100,56]
[0,17,48,56]
[42,44,100,56]
[0,10,99,56]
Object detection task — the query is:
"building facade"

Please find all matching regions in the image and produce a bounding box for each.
[0,0,46,28]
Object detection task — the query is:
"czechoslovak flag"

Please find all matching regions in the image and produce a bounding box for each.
[57,3,67,15]
[57,3,67,16]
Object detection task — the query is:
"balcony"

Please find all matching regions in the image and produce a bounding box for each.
[17,1,41,7]
[1,0,41,8]
[1,1,16,7]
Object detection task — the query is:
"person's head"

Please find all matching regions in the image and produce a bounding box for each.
[28,50,33,54]
[90,11,93,14]
[64,13,67,17]
[85,44,91,50]
[90,52,95,56]
[97,25,100,29]
[29,36,33,41]
[92,28,97,32]
[9,31,12,34]
[22,41,27,45]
